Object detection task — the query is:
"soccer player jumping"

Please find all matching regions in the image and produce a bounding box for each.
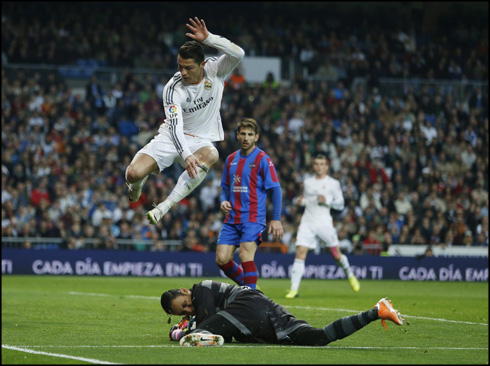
[286,154,360,298]
[216,118,284,289]
[124,18,245,224]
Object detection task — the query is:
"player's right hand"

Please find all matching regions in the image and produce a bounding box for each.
[220,201,232,215]
[295,195,303,206]
[177,316,190,330]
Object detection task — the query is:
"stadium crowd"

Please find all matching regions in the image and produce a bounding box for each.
[2,2,488,82]
[1,3,489,254]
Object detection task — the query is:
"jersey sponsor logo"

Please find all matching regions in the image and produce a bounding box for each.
[183,96,214,113]
[168,105,178,114]
[204,80,212,90]
[232,186,248,193]
[233,175,241,184]
[250,163,256,168]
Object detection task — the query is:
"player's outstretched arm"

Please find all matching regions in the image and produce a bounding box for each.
[185,17,244,78]
[185,17,209,42]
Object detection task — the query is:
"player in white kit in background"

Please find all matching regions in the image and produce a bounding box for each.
[124,17,245,224]
[286,154,360,298]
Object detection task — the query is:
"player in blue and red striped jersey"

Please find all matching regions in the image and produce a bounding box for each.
[216,118,284,289]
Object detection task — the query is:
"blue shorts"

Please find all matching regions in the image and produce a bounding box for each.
[217,222,266,247]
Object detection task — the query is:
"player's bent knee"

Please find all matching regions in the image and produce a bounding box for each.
[209,148,219,164]
[125,165,144,183]
[215,253,231,266]
[198,146,219,166]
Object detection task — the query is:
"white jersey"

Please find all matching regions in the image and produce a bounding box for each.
[159,32,245,161]
[299,175,345,227]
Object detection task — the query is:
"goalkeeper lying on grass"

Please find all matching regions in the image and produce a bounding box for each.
[161,280,405,347]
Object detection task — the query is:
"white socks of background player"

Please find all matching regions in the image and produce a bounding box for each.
[291,254,353,292]
[290,258,305,291]
[337,254,354,278]
[154,163,209,213]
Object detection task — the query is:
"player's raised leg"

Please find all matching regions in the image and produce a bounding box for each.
[375,297,405,331]
[126,153,159,202]
[147,145,218,224]
[327,245,360,292]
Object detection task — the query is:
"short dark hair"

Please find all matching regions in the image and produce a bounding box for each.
[178,41,205,64]
[314,153,328,161]
[237,118,260,134]
[161,289,184,323]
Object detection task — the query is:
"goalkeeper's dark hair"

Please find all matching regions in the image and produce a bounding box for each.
[161,289,184,324]
[178,41,205,64]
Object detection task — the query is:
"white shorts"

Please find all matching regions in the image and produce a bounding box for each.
[295,223,339,249]
[136,130,215,172]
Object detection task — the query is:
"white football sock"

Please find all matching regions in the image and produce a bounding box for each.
[337,254,354,278]
[290,258,305,291]
[157,163,209,211]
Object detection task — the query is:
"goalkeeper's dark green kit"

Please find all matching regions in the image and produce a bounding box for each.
[187,280,380,345]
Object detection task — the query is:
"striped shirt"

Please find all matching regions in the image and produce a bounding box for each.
[221,147,281,225]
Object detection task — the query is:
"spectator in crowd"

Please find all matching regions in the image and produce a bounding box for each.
[363,229,382,255]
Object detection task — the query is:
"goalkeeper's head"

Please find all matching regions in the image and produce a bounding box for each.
[161,288,194,323]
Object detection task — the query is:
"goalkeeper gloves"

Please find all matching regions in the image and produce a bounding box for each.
[177,316,190,330]
[169,325,185,341]
[169,316,196,341]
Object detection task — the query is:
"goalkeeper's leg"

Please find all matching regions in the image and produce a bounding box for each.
[288,308,380,346]
[193,314,241,343]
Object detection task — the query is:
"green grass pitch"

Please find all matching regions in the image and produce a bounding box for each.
[1,275,488,364]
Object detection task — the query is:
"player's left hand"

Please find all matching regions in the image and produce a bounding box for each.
[185,17,209,42]
[268,220,284,242]
[318,194,332,207]
[185,154,201,178]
